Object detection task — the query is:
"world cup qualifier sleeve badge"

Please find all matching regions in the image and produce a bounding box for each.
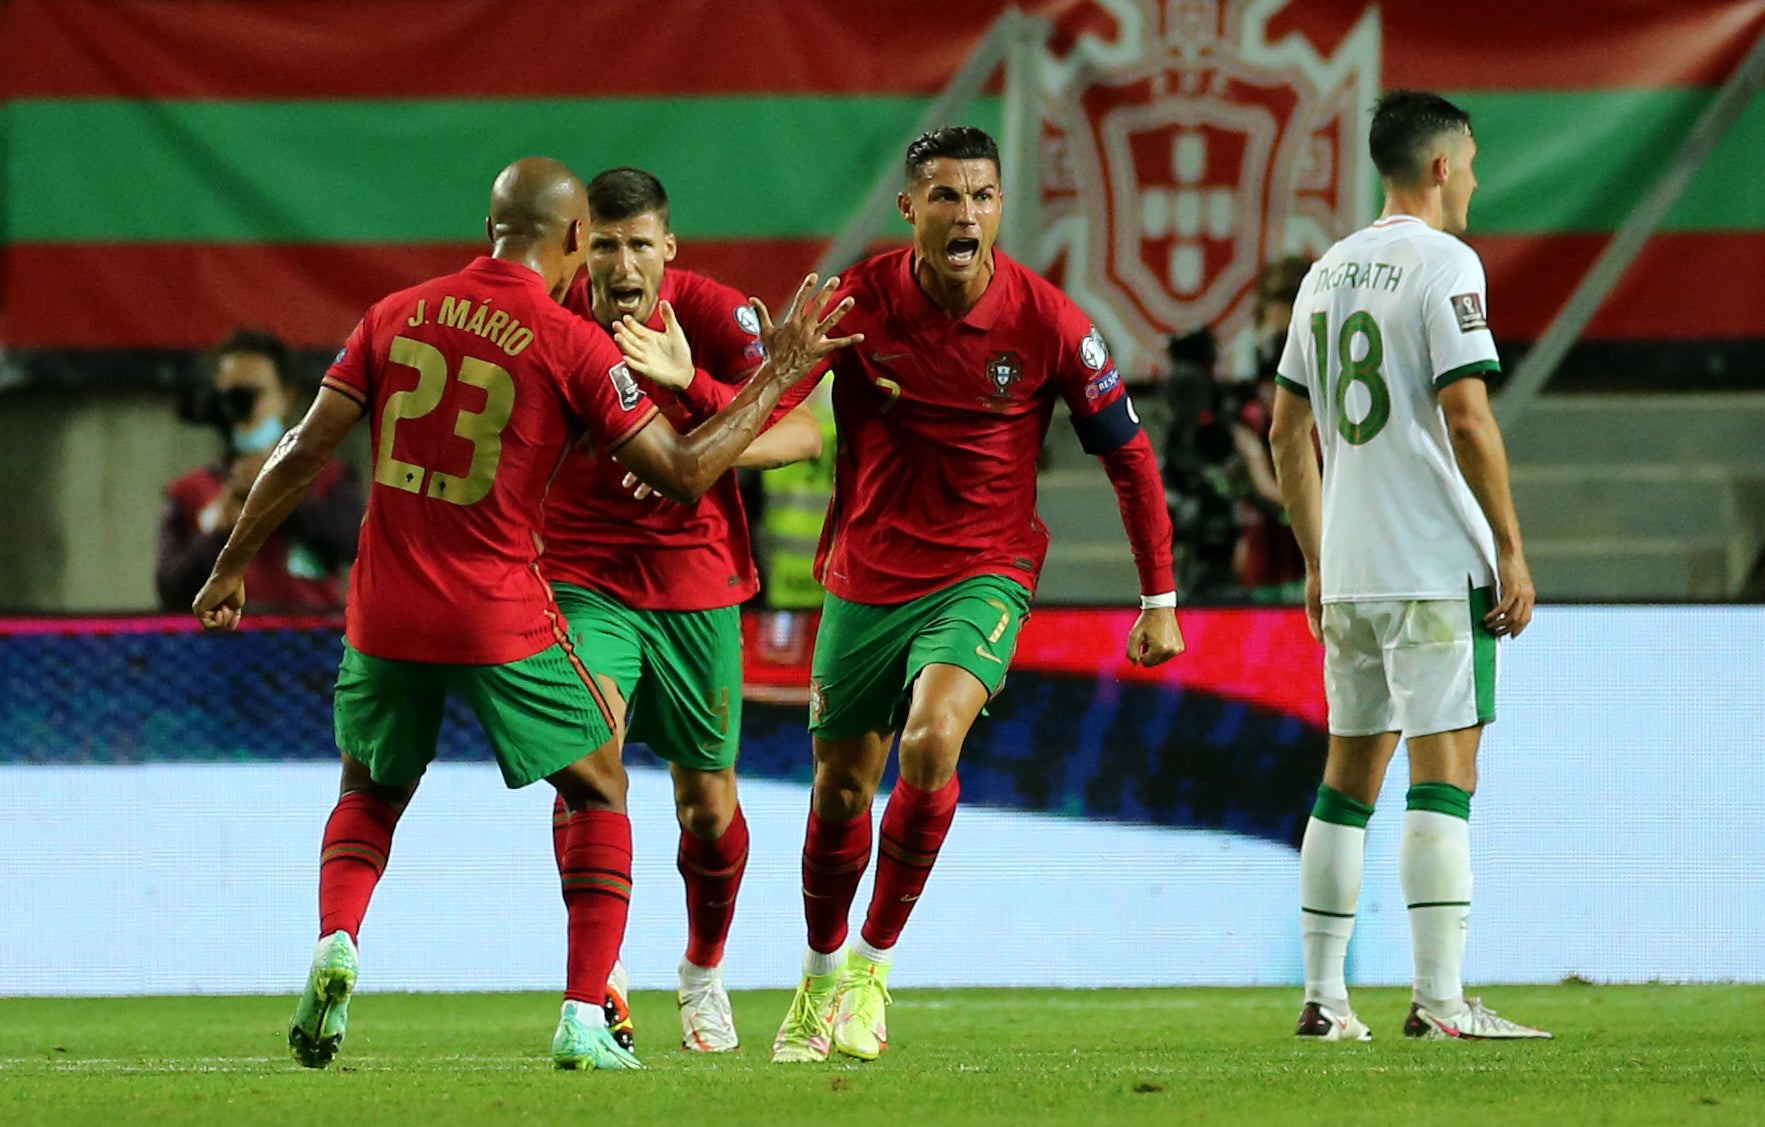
[982,351,1025,410]
[608,361,644,411]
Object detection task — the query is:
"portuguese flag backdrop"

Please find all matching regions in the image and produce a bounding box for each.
[2,0,1762,357]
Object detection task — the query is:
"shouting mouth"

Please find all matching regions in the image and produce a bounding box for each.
[945,237,980,269]
[608,283,648,316]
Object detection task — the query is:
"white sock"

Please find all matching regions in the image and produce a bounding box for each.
[1300,816,1365,1009]
[853,936,894,966]
[803,946,844,978]
[563,999,608,1027]
[1401,808,1472,1011]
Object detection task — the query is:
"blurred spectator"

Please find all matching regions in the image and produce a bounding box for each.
[1160,326,1243,598]
[156,329,362,611]
[758,386,838,609]
[1231,255,1311,602]
[1160,255,1312,601]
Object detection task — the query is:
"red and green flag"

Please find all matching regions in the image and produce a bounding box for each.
[2,0,1760,357]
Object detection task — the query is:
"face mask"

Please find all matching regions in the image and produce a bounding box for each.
[232,414,285,455]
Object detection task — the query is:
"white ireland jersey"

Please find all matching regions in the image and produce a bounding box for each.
[1275,215,1500,602]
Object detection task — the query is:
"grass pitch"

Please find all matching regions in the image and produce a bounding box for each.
[1,985,1760,1126]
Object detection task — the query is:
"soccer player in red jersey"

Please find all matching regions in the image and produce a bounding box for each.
[770,127,1186,1064]
[190,157,859,1071]
[542,167,823,1052]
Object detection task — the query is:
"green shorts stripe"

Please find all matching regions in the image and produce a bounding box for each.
[553,583,743,773]
[809,574,1032,740]
[332,640,614,790]
[1468,583,1498,724]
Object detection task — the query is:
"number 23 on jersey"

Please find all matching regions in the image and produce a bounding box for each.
[373,335,516,506]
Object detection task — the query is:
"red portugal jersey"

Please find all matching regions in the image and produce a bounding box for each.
[321,256,658,664]
[816,248,1139,604]
[543,268,769,610]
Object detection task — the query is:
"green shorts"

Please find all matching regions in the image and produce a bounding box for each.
[809,574,1031,740]
[553,583,742,773]
[332,640,616,790]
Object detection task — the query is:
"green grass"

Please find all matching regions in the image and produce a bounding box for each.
[2,986,1761,1126]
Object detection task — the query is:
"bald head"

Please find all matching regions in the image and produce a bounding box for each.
[489,157,588,244]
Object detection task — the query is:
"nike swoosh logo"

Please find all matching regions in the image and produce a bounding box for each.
[706,898,735,908]
[974,644,1002,665]
[872,351,910,364]
[899,893,919,903]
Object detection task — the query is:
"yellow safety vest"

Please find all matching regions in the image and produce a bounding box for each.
[759,403,837,609]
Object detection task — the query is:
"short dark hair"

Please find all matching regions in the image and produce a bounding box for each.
[1368,90,1473,185]
[586,166,670,227]
[904,126,1000,183]
[214,328,292,388]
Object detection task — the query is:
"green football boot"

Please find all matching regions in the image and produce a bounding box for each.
[770,966,842,1063]
[553,1000,644,1070]
[288,930,359,1068]
[831,949,892,1061]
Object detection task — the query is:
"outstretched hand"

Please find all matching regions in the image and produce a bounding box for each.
[1126,607,1184,667]
[751,273,862,381]
[193,571,246,631]
[613,301,695,390]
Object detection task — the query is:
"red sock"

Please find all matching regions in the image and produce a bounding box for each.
[678,806,750,968]
[317,791,401,942]
[550,793,569,894]
[802,807,872,954]
[861,776,959,950]
[561,809,633,1006]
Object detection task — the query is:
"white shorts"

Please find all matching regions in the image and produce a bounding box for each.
[1321,590,1497,738]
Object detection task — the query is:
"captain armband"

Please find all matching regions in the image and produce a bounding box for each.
[1071,393,1141,455]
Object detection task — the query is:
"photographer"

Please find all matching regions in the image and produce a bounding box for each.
[1160,256,1312,602]
[1160,326,1247,599]
[156,329,362,612]
[1232,256,1311,602]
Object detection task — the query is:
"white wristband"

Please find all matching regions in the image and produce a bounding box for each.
[1139,592,1177,610]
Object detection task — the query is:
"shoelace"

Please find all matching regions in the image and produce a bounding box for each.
[782,980,835,1036]
[845,978,893,1030]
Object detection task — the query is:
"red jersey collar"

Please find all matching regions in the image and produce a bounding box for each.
[902,247,1011,331]
[464,254,552,292]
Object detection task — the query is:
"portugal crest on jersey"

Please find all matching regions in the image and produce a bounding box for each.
[984,351,1025,408]
[1039,0,1379,371]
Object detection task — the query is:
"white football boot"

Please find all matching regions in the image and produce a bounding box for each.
[1404,997,1553,1040]
[677,961,740,1052]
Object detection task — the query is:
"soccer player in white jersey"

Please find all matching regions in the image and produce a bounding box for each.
[1270,90,1549,1042]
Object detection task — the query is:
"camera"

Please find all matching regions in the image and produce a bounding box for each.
[176,381,265,458]
[1160,327,1259,598]
[179,384,262,430]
